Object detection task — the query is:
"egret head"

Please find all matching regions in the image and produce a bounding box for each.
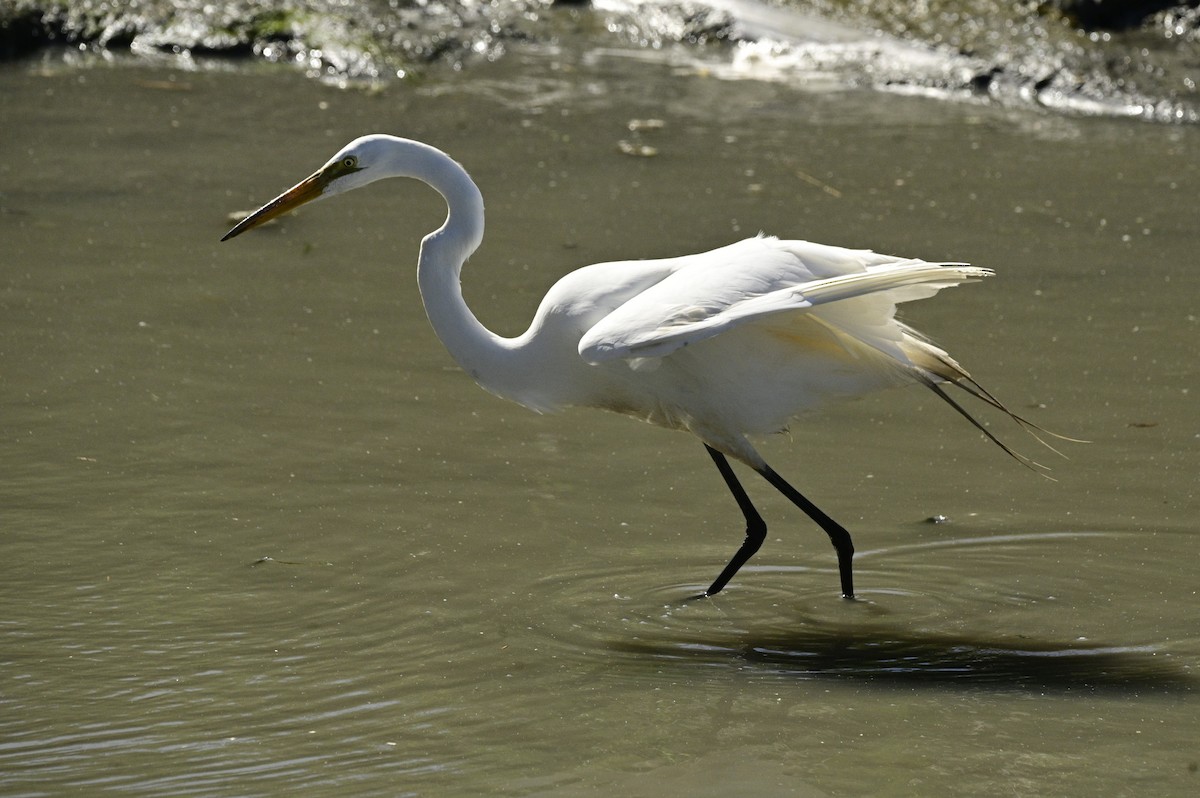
[221,136,390,241]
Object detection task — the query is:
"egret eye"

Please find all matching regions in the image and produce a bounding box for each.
[342,156,357,169]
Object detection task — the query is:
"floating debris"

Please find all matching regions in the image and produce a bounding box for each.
[627,118,665,132]
[227,209,279,228]
[617,140,658,157]
[250,555,333,567]
[133,79,193,91]
[620,118,664,157]
[794,168,843,199]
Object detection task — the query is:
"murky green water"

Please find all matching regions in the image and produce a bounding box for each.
[3,39,1199,796]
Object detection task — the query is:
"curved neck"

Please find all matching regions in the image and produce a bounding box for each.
[397,141,515,389]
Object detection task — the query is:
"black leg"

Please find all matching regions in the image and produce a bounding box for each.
[699,445,857,599]
[757,465,855,599]
[702,445,767,597]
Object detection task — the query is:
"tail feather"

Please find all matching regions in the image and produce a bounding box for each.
[917,375,1054,477]
[902,334,1085,474]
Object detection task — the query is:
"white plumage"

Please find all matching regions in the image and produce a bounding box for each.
[223,134,1053,600]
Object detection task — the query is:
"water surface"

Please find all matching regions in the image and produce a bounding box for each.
[2,40,1199,796]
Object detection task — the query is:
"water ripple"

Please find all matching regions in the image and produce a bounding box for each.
[519,529,1196,693]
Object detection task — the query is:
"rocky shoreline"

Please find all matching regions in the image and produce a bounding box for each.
[3,0,1197,122]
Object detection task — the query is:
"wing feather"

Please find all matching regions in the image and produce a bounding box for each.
[578,236,991,364]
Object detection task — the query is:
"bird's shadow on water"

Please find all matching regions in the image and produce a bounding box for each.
[607,622,1195,694]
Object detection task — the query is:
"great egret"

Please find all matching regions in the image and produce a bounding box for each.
[223,134,1052,599]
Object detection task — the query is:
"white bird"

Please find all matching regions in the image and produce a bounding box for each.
[223,134,1056,600]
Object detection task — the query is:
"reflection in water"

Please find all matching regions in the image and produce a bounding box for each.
[552,529,1198,694]
[609,625,1194,693]
[531,527,1197,696]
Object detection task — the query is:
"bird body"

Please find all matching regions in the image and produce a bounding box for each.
[489,236,987,466]
[223,134,1047,599]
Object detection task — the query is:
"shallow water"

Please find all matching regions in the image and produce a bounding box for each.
[3,40,1199,796]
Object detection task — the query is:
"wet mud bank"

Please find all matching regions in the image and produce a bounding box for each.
[2,0,1198,122]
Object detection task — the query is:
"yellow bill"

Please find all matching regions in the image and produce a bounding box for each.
[221,170,327,241]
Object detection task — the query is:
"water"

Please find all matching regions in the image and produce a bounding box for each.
[3,37,1199,796]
